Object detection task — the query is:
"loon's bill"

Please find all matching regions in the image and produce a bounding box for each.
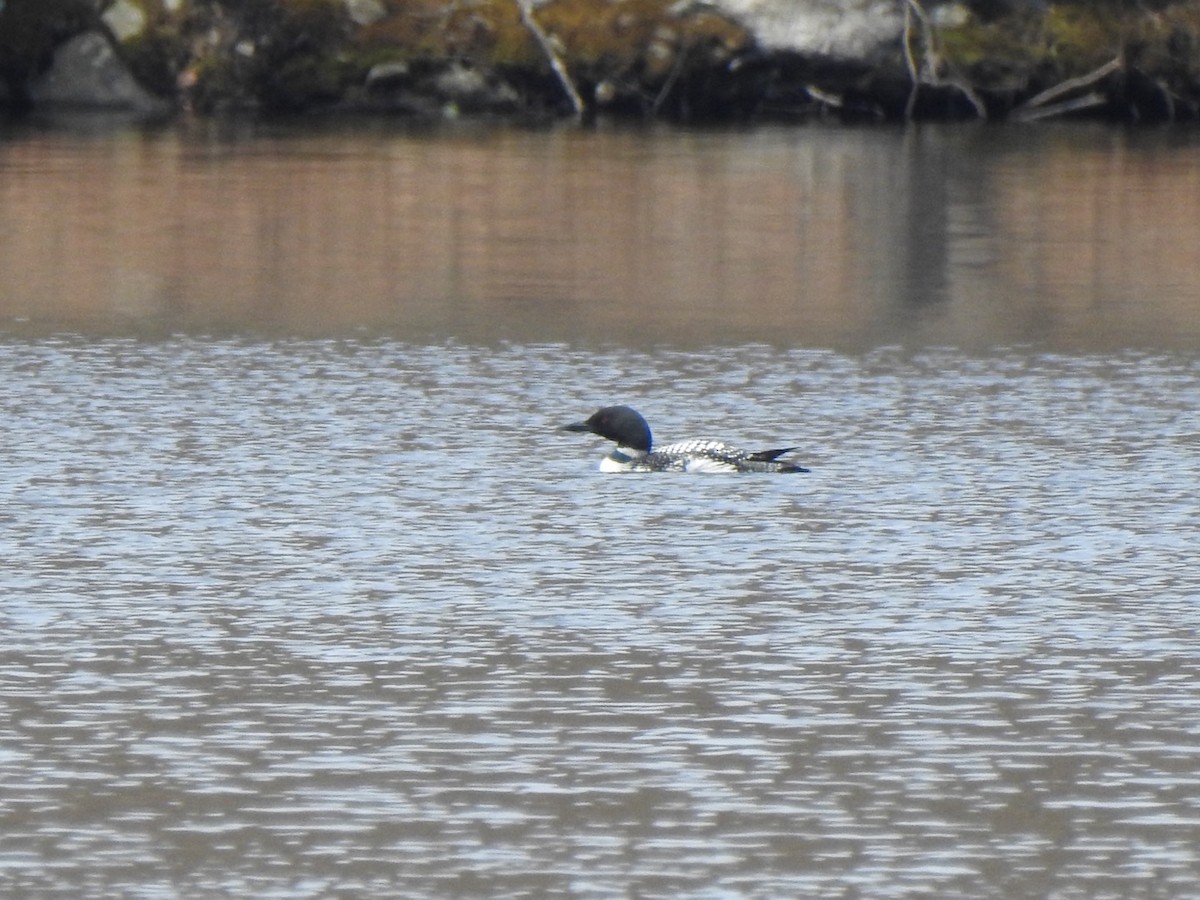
[563,405,810,473]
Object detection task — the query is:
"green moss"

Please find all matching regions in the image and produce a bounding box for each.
[357,0,470,62]
[186,54,244,113]
[530,0,750,105]
[1125,3,1200,82]
[929,2,1200,101]
[1038,2,1200,86]
[353,0,748,89]
[230,0,359,111]
[1043,5,1126,74]
[537,0,745,72]
[445,0,537,67]
[171,0,361,112]
[540,0,674,69]
[119,1,195,99]
[937,13,1045,90]
[354,0,537,70]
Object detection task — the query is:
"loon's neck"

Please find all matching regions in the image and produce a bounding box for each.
[599,444,648,472]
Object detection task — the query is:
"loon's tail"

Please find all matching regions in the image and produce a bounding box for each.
[747,448,810,473]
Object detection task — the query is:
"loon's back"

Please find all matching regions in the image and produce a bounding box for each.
[642,440,806,473]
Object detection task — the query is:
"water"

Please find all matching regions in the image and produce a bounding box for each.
[3,120,1199,349]
[2,120,1200,897]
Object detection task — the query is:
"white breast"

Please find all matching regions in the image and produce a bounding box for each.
[599,455,638,473]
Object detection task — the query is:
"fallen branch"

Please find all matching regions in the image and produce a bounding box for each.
[1013,56,1122,118]
[515,0,585,117]
[1012,91,1108,122]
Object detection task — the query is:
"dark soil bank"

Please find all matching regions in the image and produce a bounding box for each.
[3,0,1199,123]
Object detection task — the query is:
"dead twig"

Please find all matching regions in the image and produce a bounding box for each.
[514,0,585,117]
[650,43,690,117]
[944,78,987,120]
[805,84,843,109]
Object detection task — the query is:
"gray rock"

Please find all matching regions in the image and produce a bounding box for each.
[345,0,387,26]
[431,63,520,113]
[705,0,904,62]
[29,31,168,113]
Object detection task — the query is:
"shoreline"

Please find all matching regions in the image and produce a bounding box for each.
[3,1,1199,125]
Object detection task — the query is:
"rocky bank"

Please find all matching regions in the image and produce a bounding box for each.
[2,0,1199,123]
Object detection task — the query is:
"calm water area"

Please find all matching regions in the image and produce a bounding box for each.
[1,116,1199,897]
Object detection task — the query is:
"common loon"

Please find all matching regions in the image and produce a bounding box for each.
[563,405,810,473]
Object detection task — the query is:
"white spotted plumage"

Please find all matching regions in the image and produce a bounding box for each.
[563,406,809,474]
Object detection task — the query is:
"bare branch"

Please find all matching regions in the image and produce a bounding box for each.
[902,0,985,121]
[1013,56,1122,117]
[514,0,585,117]
[945,78,987,120]
[651,43,689,117]
[902,0,923,118]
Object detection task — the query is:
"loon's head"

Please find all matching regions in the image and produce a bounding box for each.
[563,405,653,453]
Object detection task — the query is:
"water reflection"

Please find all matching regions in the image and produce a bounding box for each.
[0,121,1198,348]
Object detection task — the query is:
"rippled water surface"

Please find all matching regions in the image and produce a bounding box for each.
[2,121,1200,897]
[3,337,1198,897]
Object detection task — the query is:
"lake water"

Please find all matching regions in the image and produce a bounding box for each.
[1,117,1199,897]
